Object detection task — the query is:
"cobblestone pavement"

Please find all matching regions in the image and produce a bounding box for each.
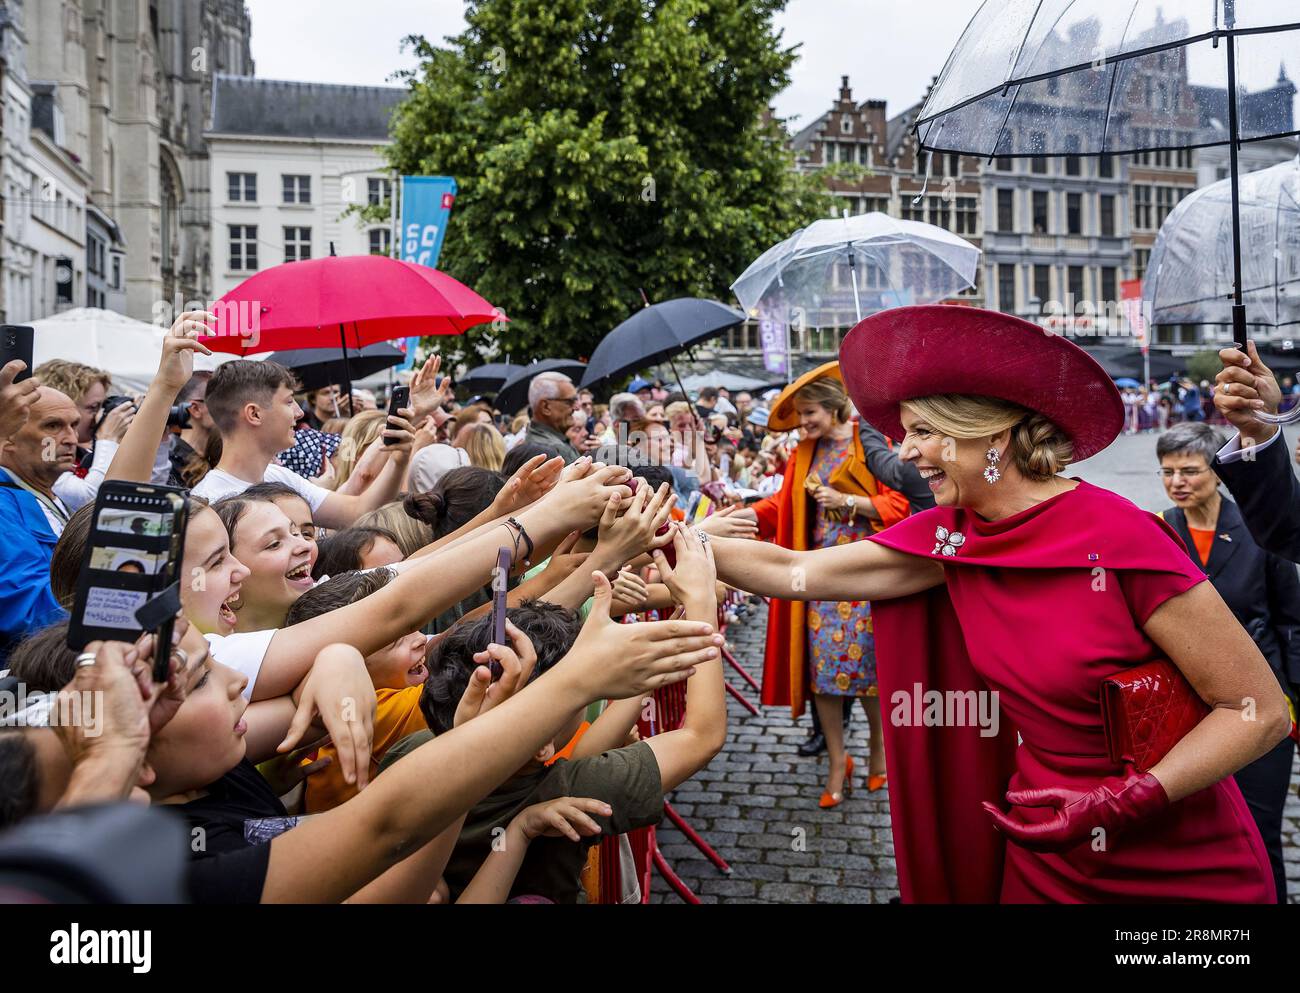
[651,427,1300,904]
[650,597,898,904]
[652,598,1300,904]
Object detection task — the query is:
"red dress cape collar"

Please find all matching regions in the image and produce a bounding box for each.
[865,480,1195,903]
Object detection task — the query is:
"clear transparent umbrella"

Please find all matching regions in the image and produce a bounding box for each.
[730,211,980,326]
[1146,156,1300,329]
[914,0,1300,422]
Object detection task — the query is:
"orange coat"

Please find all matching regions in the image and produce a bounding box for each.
[751,427,909,716]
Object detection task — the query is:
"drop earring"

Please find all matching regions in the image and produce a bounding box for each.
[983,447,1002,484]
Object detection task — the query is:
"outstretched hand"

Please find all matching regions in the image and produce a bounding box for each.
[0,360,40,440]
[565,571,721,700]
[157,311,215,395]
[494,453,564,516]
[409,354,454,421]
[453,620,539,727]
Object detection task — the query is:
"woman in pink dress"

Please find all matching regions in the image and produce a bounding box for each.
[709,306,1287,903]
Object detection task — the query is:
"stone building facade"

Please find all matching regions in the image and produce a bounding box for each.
[4,0,252,324]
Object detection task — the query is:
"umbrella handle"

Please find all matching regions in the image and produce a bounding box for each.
[1254,405,1300,425]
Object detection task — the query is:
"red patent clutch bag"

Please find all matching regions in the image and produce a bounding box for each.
[1100,660,1209,771]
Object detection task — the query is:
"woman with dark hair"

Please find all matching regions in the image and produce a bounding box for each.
[404,466,506,541]
[312,527,404,580]
[211,495,317,632]
[404,466,507,632]
[1155,420,1300,902]
[49,503,95,609]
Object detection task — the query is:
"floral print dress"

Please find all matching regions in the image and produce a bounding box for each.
[806,434,877,697]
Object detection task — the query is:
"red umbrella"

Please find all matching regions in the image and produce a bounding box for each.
[204,255,500,356]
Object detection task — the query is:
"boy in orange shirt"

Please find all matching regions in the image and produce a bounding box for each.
[283,569,432,811]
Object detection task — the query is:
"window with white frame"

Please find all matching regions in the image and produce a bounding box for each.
[368,177,393,206]
[368,228,392,256]
[954,196,978,234]
[229,225,258,271]
[283,226,311,263]
[1155,186,1186,227]
[840,116,853,135]
[282,174,311,204]
[1133,185,1153,230]
[228,172,256,202]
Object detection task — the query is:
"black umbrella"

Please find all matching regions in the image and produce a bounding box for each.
[914,0,1298,355]
[268,342,404,393]
[458,361,517,394]
[494,358,588,415]
[580,298,746,397]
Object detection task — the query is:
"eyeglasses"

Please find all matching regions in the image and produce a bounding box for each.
[1157,468,1210,480]
[548,396,578,408]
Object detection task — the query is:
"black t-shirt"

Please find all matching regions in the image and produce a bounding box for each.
[178,759,288,903]
[382,732,664,904]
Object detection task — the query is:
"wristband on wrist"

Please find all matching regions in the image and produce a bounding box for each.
[502,517,534,568]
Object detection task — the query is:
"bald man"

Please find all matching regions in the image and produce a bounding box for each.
[0,387,78,660]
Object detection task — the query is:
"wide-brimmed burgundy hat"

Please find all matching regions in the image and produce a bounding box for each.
[839,306,1123,461]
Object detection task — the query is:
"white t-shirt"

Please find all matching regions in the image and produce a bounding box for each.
[204,628,277,699]
[53,440,117,513]
[192,462,329,512]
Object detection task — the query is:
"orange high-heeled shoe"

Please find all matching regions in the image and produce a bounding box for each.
[819,755,855,808]
[867,772,888,793]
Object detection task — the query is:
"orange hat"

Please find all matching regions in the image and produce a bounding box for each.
[767,361,843,431]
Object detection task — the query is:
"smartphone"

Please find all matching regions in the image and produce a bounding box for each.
[66,482,189,682]
[0,325,33,382]
[384,386,410,446]
[488,547,512,680]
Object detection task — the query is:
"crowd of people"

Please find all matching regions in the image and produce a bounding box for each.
[0,312,771,903]
[1,303,1299,905]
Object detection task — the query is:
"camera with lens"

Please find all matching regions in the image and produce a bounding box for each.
[96,394,133,430]
[167,402,192,430]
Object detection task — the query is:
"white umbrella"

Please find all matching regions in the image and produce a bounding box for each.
[1146,157,1300,330]
[28,308,232,393]
[730,211,980,325]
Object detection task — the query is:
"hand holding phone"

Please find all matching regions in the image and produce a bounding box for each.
[384,386,411,446]
[0,326,33,383]
[0,331,40,441]
[489,547,512,679]
[67,483,189,681]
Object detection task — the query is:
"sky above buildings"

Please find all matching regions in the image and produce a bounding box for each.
[245,0,1297,128]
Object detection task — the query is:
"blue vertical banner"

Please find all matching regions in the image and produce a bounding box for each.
[396,175,458,369]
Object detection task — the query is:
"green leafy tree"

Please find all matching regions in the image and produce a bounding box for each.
[1184,350,1223,385]
[384,0,836,370]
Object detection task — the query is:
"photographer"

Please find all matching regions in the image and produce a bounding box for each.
[31,361,135,512]
[167,370,215,486]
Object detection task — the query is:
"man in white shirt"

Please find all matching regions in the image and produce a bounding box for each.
[1212,341,1300,562]
[192,359,410,527]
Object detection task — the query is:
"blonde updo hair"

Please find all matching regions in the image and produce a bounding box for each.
[901,394,1073,482]
[794,378,852,423]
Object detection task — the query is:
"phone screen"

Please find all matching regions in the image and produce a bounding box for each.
[67,484,188,673]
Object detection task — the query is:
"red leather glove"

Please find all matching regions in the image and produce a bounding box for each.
[980,770,1169,853]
